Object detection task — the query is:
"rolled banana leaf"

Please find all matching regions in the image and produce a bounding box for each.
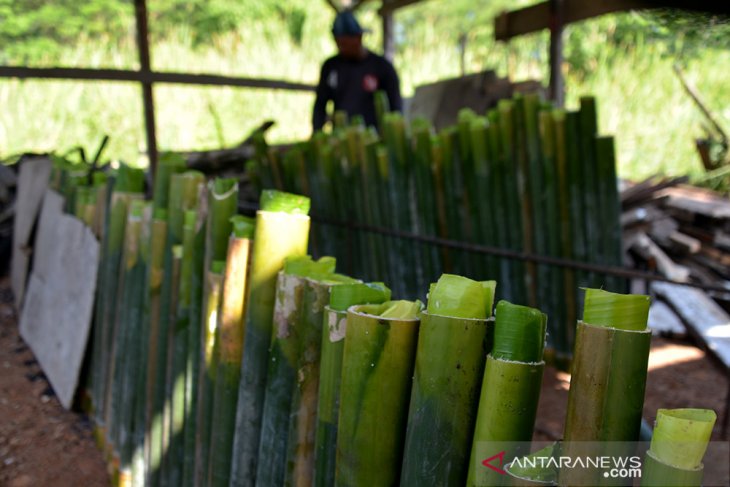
[256,256,337,487]
[314,282,391,487]
[641,408,716,487]
[335,300,423,487]
[230,190,311,487]
[400,274,496,486]
[207,217,255,487]
[560,288,651,487]
[467,301,547,487]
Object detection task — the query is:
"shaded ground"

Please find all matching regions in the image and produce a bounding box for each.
[0,271,726,486]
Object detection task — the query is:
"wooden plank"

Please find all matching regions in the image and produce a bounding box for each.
[0,66,316,92]
[659,184,730,219]
[629,232,691,282]
[652,281,730,370]
[495,0,729,41]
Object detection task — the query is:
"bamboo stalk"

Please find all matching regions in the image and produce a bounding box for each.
[164,171,205,487]
[400,275,496,486]
[230,190,311,487]
[467,300,547,487]
[207,217,255,487]
[335,300,423,487]
[256,256,336,487]
[145,210,168,486]
[194,178,238,487]
[193,262,225,487]
[314,282,391,487]
[182,206,209,487]
[506,443,558,486]
[560,288,651,486]
[641,409,716,487]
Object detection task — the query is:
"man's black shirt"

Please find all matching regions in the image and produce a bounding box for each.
[312,50,402,130]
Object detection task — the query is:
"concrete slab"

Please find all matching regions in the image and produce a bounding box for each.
[20,211,99,409]
[11,156,52,309]
[32,190,65,280]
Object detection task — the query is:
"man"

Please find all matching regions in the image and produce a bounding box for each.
[312,11,403,131]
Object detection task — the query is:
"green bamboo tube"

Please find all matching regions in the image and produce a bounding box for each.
[163,171,205,487]
[468,118,497,280]
[335,300,423,487]
[207,217,255,487]
[182,206,208,487]
[374,90,389,134]
[564,111,587,291]
[194,262,226,487]
[467,300,547,487]
[131,203,152,487]
[560,288,651,487]
[400,275,496,486]
[578,97,600,287]
[92,172,109,238]
[256,256,337,487]
[283,272,359,487]
[144,211,168,486]
[641,409,716,487]
[505,443,558,486]
[112,200,148,481]
[314,282,391,487]
[230,190,310,487]
[100,190,144,447]
[595,136,624,292]
[153,153,186,210]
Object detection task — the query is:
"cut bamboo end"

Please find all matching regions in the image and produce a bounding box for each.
[582,288,650,331]
[491,301,547,363]
[329,282,391,312]
[230,215,255,239]
[356,300,423,320]
[649,408,716,470]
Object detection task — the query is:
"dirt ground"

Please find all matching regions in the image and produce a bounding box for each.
[0,275,727,486]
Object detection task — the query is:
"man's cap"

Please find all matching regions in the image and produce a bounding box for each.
[332,11,366,36]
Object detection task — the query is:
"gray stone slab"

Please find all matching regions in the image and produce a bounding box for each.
[32,190,65,280]
[19,212,99,409]
[11,156,52,309]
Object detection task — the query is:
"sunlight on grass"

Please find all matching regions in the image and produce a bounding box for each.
[1,13,727,180]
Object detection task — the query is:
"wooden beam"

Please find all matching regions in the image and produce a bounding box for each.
[134,0,158,181]
[495,0,730,41]
[382,11,395,61]
[0,66,317,92]
[380,0,424,14]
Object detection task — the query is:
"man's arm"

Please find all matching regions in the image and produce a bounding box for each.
[381,60,403,113]
[312,61,333,131]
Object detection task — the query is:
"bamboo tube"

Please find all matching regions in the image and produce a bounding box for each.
[578,97,600,287]
[467,300,547,487]
[595,136,624,292]
[230,190,310,487]
[506,443,558,486]
[110,200,148,483]
[335,300,423,487]
[256,256,338,487]
[182,206,208,487]
[193,262,225,487]
[207,217,255,487]
[163,171,205,487]
[400,275,496,486]
[641,409,716,486]
[194,178,238,486]
[145,210,168,486]
[314,282,391,487]
[284,273,360,487]
[468,118,497,280]
[153,153,186,210]
[560,288,651,487]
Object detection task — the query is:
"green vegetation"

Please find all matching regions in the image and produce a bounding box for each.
[1,1,728,179]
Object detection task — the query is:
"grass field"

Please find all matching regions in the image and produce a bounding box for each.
[0,10,727,180]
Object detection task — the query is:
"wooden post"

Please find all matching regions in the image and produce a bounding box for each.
[382,11,395,62]
[548,0,564,107]
[134,0,159,182]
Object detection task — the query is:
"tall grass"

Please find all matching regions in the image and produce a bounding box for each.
[0,10,727,179]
